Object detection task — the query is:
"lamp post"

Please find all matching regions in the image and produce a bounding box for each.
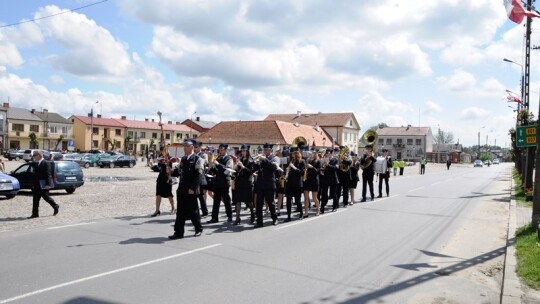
[477,126,485,159]
[189,111,197,139]
[90,101,99,151]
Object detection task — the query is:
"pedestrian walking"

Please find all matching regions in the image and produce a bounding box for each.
[446,159,452,170]
[377,149,392,197]
[151,160,176,217]
[399,159,405,176]
[28,150,59,219]
[420,157,427,175]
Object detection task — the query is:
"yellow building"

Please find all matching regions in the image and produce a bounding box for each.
[70,114,126,152]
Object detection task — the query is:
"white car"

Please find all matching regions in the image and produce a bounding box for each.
[493,159,500,164]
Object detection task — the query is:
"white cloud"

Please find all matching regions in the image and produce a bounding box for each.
[424,101,443,113]
[0,32,24,68]
[49,75,64,85]
[437,69,476,92]
[460,106,490,120]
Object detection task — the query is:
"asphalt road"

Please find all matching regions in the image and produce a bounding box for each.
[0,163,511,304]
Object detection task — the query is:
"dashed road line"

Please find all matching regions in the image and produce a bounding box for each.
[47,222,97,230]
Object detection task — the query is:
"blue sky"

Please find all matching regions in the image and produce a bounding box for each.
[0,0,537,147]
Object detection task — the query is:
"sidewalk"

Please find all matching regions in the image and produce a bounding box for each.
[501,183,540,303]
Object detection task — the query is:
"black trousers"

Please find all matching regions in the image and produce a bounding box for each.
[198,186,208,215]
[378,173,389,196]
[362,173,374,200]
[211,186,232,221]
[399,168,404,175]
[256,188,277,225]
[286,187,303,217]
[337,183,349,206]
[32,188,58,216]
[319,183,329,210]
[421,165,426,174]
[328,184,339,210]
[174,193,202,237]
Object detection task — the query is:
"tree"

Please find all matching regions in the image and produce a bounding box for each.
[108,139,119,151]
[124,135,132,154]
[54,135,65,151]
[434,129,455,144]
[29,132,39,149]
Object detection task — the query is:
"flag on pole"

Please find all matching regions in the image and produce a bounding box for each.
[504,0,540,24]
[506,93,522,104]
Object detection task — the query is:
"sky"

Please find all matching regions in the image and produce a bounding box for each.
[0,0,538,148]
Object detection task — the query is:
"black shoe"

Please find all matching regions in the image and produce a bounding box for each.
[255,223,263,228]
[298,212,303,218]
[207,219,219,224]
[250,213,255,224]
[201,212,209,218]
[387,193,389,197]
[151,211,160,217]
[360,199,366,202]
[168,233,184,240]
[331,208,337,212]
[377,195,382,198]
[284,218,292,222]
[233,219,241,225]
[371,197,374,201]
[53,206,59,216]
[194,230,203,237]
[272,218,278,225]
[27,215,39,219]
[227,217,233,222]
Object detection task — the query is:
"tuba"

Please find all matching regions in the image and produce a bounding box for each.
[360,130,378,170]
[292,136,307,147]
[339,145,351,172]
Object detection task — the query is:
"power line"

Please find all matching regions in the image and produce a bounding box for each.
[0,0,108,29]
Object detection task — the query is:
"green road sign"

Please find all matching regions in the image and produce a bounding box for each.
[516,125,538,147]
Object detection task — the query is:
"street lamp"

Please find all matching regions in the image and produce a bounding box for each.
[477,126,485,159]
[503,58,525,110]
[189,111,197,139]
[90,101,99,151]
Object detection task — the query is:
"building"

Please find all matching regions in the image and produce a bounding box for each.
[33,109,74,151]
[264,112,361,151]
[181,116,216,136]
[375,126,433,162]
[196,120,333,156]
[0,103,7,151]
[70,114,195,154]
[6,106,56,150]
[430,143,465,163]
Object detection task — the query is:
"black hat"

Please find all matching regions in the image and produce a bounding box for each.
[381,148,388,152]
[263,143,273,149]
[218,144,228,149]
[333,147,340,152]
[193,141,202,148]
[290,147,299,153]
[365,144,373,149]
[329,158,338,166]
[240,144,250,150]
[183,139,195,146]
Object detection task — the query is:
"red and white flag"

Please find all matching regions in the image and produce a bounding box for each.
[504,0,540,24]
[506,93,522,104]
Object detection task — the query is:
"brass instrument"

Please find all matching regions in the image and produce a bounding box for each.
[339,146,351,172]
[292,136,307,147]
[360,130,378,170]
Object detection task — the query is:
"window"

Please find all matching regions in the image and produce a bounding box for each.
[378,138,384,145]
[30,125,39,132]
[406,150,412,157]
[193,134,198,138]
[386,138,392,145]
[12,124,24,132]
[407,138,413,145]
[62,126,69,135]
[92,140,98,148]
[152,133,158,139]
[397,138,403,145]
[92,127,99,135]
[115,141,121,148]
[128,131,134,137]
[165,133,170,140]
[415,139,421,146]
[177,133,183,139]
[49,126,58,134]
[349,120,353,127]
[9,140,20,149]
[115,129,121,136]
[140,132,146,139]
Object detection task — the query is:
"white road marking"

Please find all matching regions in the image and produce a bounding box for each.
[408,186,425,192]
[0,243,222,304]
[47,222,97,230]
[275,209,345,230]
[362,195,398,204]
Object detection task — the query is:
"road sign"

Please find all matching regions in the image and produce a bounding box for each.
[516,125,538,147]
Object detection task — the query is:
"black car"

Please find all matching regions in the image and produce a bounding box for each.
[97,155,136,168]
[9,161,85,194]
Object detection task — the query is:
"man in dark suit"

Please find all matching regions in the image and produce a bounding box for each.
[208,143,234,223]
[360,145,376,202]
[253,143,279,227]
[28,150,59,219]
[168,139,204,240]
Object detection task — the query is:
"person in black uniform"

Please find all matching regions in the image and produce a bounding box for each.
[360,144,376,202]
[253,143,279,227]
[337,146,352,208]
[194,141,209,217]
[318,149,331,210]
[232,144,255,225]
[377,149,393,198]
[168,139,204,240]
[28,150,59,218]
[208,144,234,223]
[322,154,340,213]
[284,148,305,221]
[348,153,360,204]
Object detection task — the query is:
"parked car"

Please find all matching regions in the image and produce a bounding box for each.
[493,159,500,165]
[473,160,483,167]
[22,149,49,162]
[9,161,84,194]
[6,150,25,161]
[97,155,136,168]
[48,151,64,161]
[68,153,100,168]
[0,172,20,199]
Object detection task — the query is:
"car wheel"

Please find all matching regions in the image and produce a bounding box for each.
[5,194,15,199]
[65,188,76,194]
[129,162,134,168]
[99,165,104,168]
[110,163,115,168]
[84,163,90,168]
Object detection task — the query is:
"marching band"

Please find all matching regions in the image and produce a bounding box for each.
[166,138,394,238]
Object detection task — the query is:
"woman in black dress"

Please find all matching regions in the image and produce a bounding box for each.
[348,153,360,205]
[151,161,176,217]
[303,151,321,216]
[232,146,255,225]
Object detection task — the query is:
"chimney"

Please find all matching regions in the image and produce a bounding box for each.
[43,109,48,114]
[2,102,8,108]
[314,123,319,132]
[176,122,180,125]
[121,116,126,120]
[31,109,35,113]
[88,112,93,117]
[145,118,149,122]
[296,110,301,116]
[196,116,200,121]
[151,119,155,122]
[97,114,102,118]
[168,121,172,124]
